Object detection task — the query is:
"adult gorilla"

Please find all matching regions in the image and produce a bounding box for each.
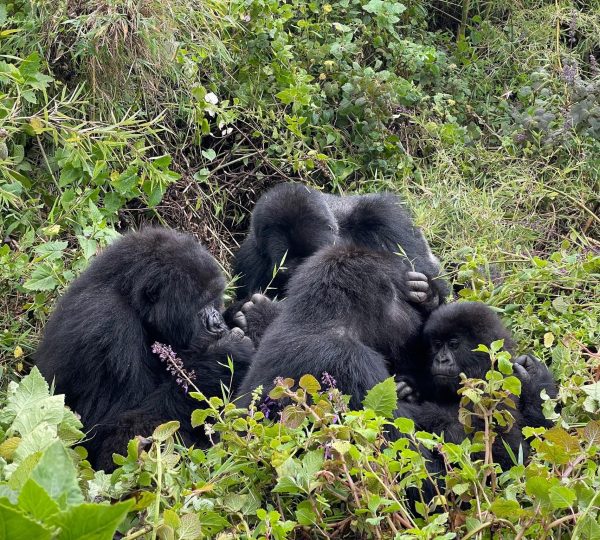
[232,183,449,306]
[35,228,254,470]
[236,244,433,410]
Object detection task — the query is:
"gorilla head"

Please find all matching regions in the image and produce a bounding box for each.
[98,229,228,349]
[235,183,338,297]
[422,302,515,398]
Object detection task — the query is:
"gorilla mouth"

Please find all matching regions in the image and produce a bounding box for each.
[431,370,460,380]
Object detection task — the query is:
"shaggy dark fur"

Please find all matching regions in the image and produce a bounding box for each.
[35,228,254,470]
[397,302,557,472]
[232,183,449,305]
[236,244,428,410]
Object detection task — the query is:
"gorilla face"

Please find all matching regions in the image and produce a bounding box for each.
[423,302,515,396]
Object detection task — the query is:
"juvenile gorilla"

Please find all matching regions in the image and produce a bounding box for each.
[35,228,254,470]
[236,244,430,410]
[397,302,558,471]
[233,183,449,305]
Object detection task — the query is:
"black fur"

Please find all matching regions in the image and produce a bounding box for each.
[232,183,450,304]
[236,244,426,410]
[397,302,557,472]
[35,228,254,470]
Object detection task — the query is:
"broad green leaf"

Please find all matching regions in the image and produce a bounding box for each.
[18,479,60,522]
[394,417,415,434]
[489,498,521,518]
[281,406,306,429]
[363,377,397,418]
[549,485,576,510]
[23,264,59,291]
[0,501,52,540]
[152,421,180,442]
[30,442,83,509]
[299,374,321,394]
[295,500,317,526]
[177,513,202,540]
[49,500,133,540]
[502,376,522,397]
[197,510,229,536]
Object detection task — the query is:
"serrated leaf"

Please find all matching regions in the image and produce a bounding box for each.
[363,377,397,418]
[549,485,576,510]
[18,479,60,522]
[152,421,180,442]
[502,376,522,396]
[191,409,211,428]
[49,500,133,540]
[178,513,202,539]
[0,501,52,539]
[30,442,83,509]
[543,332,555,348]
[23,264,59,291]
[281,406,306,429]
[489,498,521,518]
[299,374,321,394]
[393,417,415,434]
[295,500,316,526]
[582,420,600,445]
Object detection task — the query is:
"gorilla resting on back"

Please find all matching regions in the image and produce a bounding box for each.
[397,302,558,471]
[236,244,434,410]
[233,183,450,304]
[35,228,254,470]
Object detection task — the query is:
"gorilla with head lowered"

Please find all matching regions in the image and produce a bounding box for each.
[233,183,449,305]
[236,243,435,410]
[35,228,254,470]
[397,302,558,470]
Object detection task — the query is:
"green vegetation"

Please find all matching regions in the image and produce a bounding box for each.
[0,0,598,537]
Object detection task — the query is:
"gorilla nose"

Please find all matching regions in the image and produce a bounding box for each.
[437,353,451,364]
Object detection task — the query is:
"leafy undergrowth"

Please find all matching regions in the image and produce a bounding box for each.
[1,0,599,537]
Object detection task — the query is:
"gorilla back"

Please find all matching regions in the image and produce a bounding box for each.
[35,228,254,470]
[236,244,426,410]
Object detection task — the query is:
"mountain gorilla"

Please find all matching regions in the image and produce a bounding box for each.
[236,244,435,410]
[35,228,254,471]
[232,183,449,305]
[396,302,558,471]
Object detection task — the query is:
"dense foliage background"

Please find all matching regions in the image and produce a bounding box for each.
[0,0,598,538]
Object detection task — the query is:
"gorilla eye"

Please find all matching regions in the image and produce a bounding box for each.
[432,340,442,349]
[449,339,459,350]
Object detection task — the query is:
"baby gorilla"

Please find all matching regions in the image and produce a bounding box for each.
[236,244,430,410]
[233,183,449,307]
[35,228,254,470]
[397,302,557,471]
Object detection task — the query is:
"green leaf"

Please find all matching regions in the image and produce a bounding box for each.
[549,485,576,510]
[299,374,321,394]
[18,479,60,522]
[295,501,316,526]
[197,510,229,535]
[49,500,133,540]
[281,406,306,429]
[177,513,202,540]
[489,498,521,518]
[502,376,522,396]
[30,442,83,509]
[152,421,180,442]
[393,417,415,434]
[34,241,68,260]
[0,501,52,540]
[363,377,397,418]
[191,409,211,428]
[23,264,59,291]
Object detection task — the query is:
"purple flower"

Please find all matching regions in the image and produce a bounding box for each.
[590,54,599,78]
[321,372,337,389]
[561,62,577,85]
[152,342,196,393]
[324,442,333,460]
[568,11,578,46]
[259,396,277,419]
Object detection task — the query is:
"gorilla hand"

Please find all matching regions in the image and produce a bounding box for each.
[405,271,440,312]
[513,353,544,383]
[233,293,282,345]
[396,378,419,403]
